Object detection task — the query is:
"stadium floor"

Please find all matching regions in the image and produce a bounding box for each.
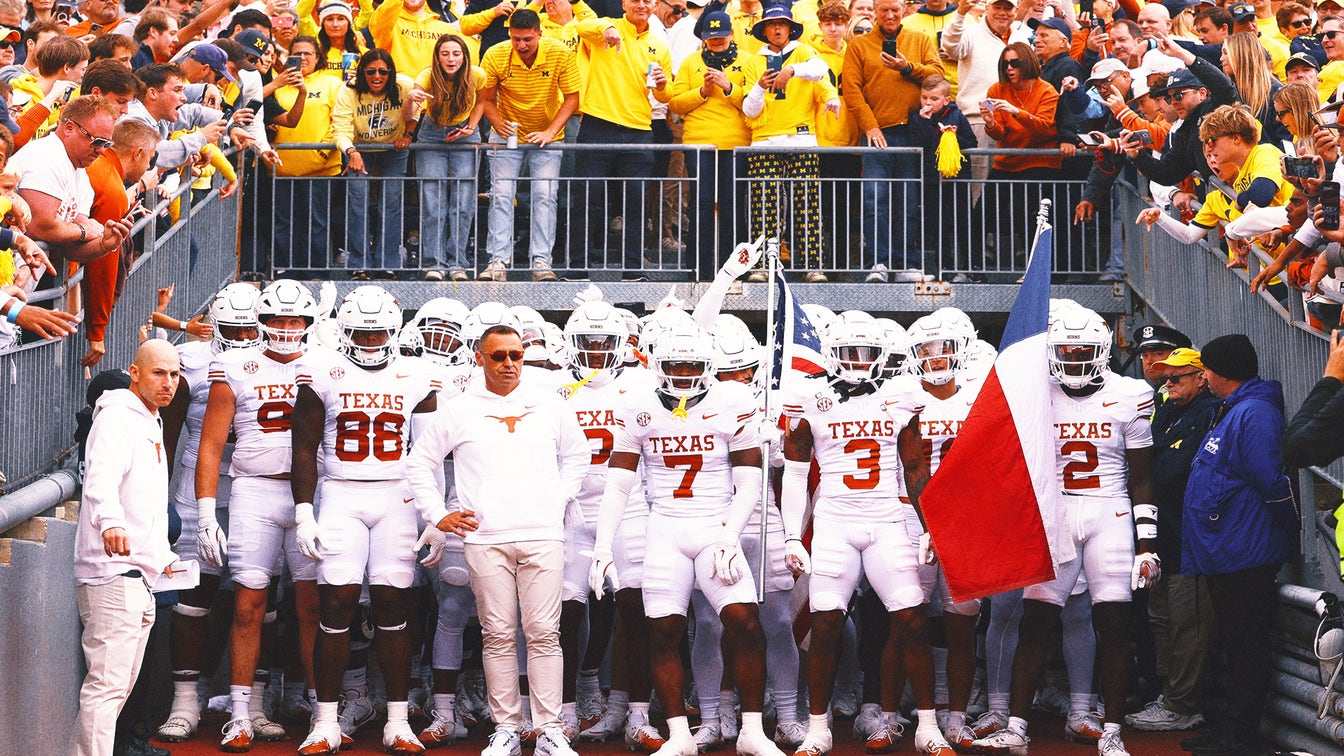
[164,712,1191,755]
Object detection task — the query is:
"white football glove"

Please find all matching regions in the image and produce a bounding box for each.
[195,497,228,568]
[1131,552,1161,590]
[712,527,746,586]
[295,502,323,561]
[414,526,449,567]
[656,284,685,311]
[589,545,618,600]
[918,532,937,565]
[572,283,604,306]
[783,538,811,576]
[721,236,765,279]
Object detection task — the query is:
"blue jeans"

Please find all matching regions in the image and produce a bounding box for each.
[416,123,479,271]
[485,132,562,265]
[274,176,331,272]
[861,125,923,270]
[345,148,409,271]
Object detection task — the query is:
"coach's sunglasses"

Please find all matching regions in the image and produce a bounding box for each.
[487,350,525,362]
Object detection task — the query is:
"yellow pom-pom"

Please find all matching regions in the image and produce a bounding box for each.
[672,394,688,421]
[936,128,965,179]
[0,249,13,288]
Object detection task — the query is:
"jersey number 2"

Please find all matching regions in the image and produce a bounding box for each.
[1061,440,1101,491]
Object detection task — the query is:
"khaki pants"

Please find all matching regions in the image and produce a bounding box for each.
[1148,571,1214,714]
[465,540,564,731]
[69,576,156,756]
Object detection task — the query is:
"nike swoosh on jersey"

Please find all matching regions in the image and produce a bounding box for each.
[703,413,718,419]
[1115,511,1128,517]
[396,373,412,379]
[403,498,414,504]
[1102,401,1119,407]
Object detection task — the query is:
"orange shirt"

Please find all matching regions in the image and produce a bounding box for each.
[982,77,1061,172]
[66,16,126,38]
[82,150,129,343]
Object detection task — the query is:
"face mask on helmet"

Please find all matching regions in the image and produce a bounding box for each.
[829,344,886,384]
[342,327,397,367]
[260,315,310,355]
[570,333,624,372]
[256,280,317,355]
[210,284,261,351]
[911,337,963,385]
[655,357,712,398]
[215,323,261,351]
[418,319,464,365]
[336,285,402,368]
[1049,343,1109,388]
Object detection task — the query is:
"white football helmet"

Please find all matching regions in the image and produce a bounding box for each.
[336,285,401,368]
[565,301,629,374]
[1047,307,1112,389]
[712,326,762,381]
[824,318,888,385]
[639,307,694,356]
[652,323,715,400]
[509,306,547,348]
[256,280,317,355]
[397,322,424,357]
[412,297,470,366]
[874,318,907,379]
[209,283,261,351]
[801,303,836,335]
[906,311,968,386]
[461,302,521,354]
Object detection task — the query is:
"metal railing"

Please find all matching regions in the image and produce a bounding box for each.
[0,173,240,497]
[243,144,1107,282]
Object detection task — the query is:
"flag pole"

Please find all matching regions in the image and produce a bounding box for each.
[759,237,780,604]
[1031,199,1053,255]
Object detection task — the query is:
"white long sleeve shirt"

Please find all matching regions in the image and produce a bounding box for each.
[406,381,589,545]
[73,389,176,586]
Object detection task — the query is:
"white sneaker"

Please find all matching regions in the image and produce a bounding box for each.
[156,713,198,742]
[482,727,523,756]
[736,728,786,756]
[1032,685,1068,716]
[1064,711,1103,744]
[972,710,1008,737]
[479,259,507,282]
[384,720,427,753]
[792,730,832,756]
[1097,729,1130,756]
[421,709,463,747]
[969,727,1029,756]
[693,722,722,753]
[560,712,581,742]
[251,713,286,742]
[893,269,929,283]
[626,721,667,752]
[1123,700,1204,731]
[580,706,626,742]
[297,721,343,755]
[865,264,889,283]
[774,721,806,748]
[337,688,377,739]
[945,724,976,750]
[536,727,578,756]
[853,704,883,740]
[721,713,739,743]
[221,718,254,753]
[830,688,859,719]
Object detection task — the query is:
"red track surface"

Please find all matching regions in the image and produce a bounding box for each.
[162,712,1190,756]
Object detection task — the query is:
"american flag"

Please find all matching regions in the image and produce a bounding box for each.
[769,269,826,390]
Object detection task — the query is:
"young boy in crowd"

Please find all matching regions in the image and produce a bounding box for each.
[909,74,975,273]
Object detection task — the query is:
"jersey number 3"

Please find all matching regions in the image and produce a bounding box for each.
[843,438,881,490]
[335,410,405,462]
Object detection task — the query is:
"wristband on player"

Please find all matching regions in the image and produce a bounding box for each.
[1133,503,1158,541]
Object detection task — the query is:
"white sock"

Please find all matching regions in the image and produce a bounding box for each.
[916,709,937,728]
[387,701,409,726]
[1103,721,1121,736]
[988,694,1010,715]
[230,685,251,722]
[1070,693,1092,713]
[520,695,532,723]
[807,713,829,738]
[562,701,577,721]
[250,681,266,718]
[433,693,456,719]
[313,700,339,725]
[1007,716,1028,737]
[627,701,649,726]
[170,679,199,718]
[741,711,765,737]
[666,715,691,741]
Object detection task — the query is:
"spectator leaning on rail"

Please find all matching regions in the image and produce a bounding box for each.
[69,339,181,756]
[1182,334,1297,756]
[10,93,132,264]
[1284,329,1344,577]
[125,63,229,172]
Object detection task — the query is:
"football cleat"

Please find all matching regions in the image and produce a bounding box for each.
[791,731,832,756]
[972,710,1008,738]
[581,707,626,742]
[721,713,739,743]
[220,718,254,753]
[626,722,667,753]
[913,727,955,756]
[1064,711,1104,744]
[693,722,722,753]
[156,714,198,743]
[298,721,343,756]
[536,727,579,756]
[970,728,1029,756]
[560,713,580,742]
[1124,700,1204,731]
[774,721,806,748]
[852,704,883,740]
[337,689,377,739]
[577,689,605,731]
[420,709,463,748]
[1098,729,1131,756]
[277,687,313,725]
[735,727,786,756]
[251,713,286,742]
[945,724,976,750]
[482,728,523,756]
[829,688,859,719]
[384,721,427,753]
[864,720,903,754]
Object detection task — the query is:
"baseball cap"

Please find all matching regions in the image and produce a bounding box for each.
[185,43,235,82]
[1287,51,1322,71]
[1228,2,1255,21]
[1152,347,1204,370]
[1134,324,1193,351]
[1130,77,1150,98]
[1320,0,1343,9]
[1152,67,1200,96]
[0,26,19,42]
[1027,16,1072,42]
[235,29,272,58]
[1087,58,1130,84]
[697,10,733,39]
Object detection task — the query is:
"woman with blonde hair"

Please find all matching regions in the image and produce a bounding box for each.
[1223,31,1289,144]
[1273,81,1320,156]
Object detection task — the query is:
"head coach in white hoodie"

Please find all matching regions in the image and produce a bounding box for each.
[71,339,181,756]
[407,324,590,756]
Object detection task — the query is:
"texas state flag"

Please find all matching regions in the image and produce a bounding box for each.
[918,224,1076,603]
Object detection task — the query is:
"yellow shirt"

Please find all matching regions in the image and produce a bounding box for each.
[322,38,370,72]
[369,0,481,74]
[902,8,959,97]
[738,42,838,141]
[415,65,486,126]
[1261,33,1288,81]
[807,34,858,146]
[669,52,752,148]
[1323,60,1344,103]
[1193,144,1289,264]
[575,16,673,130]
[12,75,58,139]
[536,0,598,54]
[481,36,582,135]
[332,74,417,152]
[730,5,765,56]
[1257,15,1290,47]
[273,72,345,177]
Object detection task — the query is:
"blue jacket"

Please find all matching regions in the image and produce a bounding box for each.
[1182,376,1296,576]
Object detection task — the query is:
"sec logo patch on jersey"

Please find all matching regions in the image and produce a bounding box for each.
[636,412,652,427]
[815,395,833,412]
[330,367,345,380]
[243,360,259,374]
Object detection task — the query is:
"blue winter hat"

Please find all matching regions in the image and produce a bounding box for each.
[751,3,804,42]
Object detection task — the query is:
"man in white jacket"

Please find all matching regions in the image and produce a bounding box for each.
[70,339,181,756]
[407,324,590,756]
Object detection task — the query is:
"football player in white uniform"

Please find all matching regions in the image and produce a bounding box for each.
[903,311,983,750]
[556,302,662,751]
[156,283,260,744]
[590,323,784,756]
[971,308,1157,756]
[195,280,323,751]
[779,318,954,756]
[291,286,440,755]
